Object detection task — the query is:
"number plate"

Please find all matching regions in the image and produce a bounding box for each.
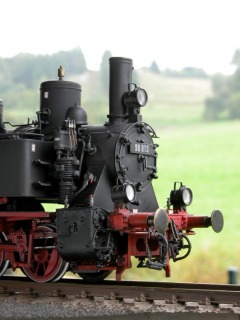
[130,143,153,155]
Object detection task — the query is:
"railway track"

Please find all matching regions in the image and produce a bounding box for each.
[0,276,240,319]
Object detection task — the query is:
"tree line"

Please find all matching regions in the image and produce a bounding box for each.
[1,47,239,123]
[0,48,87,90]
[0,48,207,118]
[0,48,88,120]
[204,49,240,121]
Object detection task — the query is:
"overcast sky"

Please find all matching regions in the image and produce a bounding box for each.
[1,0,240,74]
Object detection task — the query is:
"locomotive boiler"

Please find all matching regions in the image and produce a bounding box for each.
[0,57,223,282]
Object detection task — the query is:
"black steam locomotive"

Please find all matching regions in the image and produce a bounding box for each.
[0,57,223,282]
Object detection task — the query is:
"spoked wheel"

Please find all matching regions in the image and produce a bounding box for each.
[0,232,9,277]
[79,270,112,283]
[22,225,69,282]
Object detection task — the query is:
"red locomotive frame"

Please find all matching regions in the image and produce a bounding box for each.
[0,198,223,282]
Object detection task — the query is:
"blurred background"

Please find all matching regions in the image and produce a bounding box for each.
[1,0,239,284]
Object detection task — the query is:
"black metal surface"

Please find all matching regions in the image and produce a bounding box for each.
[115,122,157,190]
[108,57,133,124]
[56,207,113,263]
[0,139,53,197]
[40,79,81,135]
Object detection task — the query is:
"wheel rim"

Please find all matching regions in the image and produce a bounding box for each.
[0,233,9,277]
[1,198,44,277]
[22,225,68,282]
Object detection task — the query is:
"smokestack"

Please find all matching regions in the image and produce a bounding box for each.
[108,57,133,124]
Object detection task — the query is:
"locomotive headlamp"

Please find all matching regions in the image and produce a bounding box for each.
[125,184,136,202]
[123,83,148,108]
[136,88,148,106]
[112,183,136,204]
[170,182,193,209]
[182,188,192,206]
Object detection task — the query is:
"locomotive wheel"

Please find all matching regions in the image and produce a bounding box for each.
[0,233,9,277]
[79,270,112,283]
[22,225,69,282]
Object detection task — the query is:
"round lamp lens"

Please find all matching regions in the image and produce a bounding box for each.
[125,184,136,202]
[136,89,148,106]
[182,188,192,205]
